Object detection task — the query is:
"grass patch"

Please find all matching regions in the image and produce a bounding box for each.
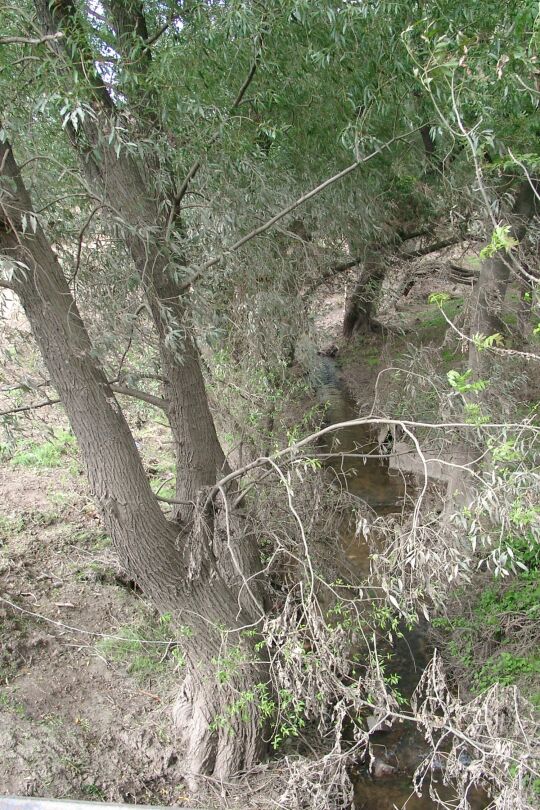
[95,613,185,683]
[0,510,62,543]
[0,514,26,541]
[10,430,77,468]
[0,690,27,717]
[72,529,111,550]
[417,297,463,333]
[364,352,380,367]
[81,784,106,801]
[150,478,176,500]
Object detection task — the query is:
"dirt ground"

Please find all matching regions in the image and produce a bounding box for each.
[0,456,195,803]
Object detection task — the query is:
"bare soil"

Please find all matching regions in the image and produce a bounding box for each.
[0,460,191,804]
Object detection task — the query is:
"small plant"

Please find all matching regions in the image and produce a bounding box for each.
[272,688,306,749]
[212,644,249,685]
[81,784,106,801]
[471,332,504,350]
[464,402,490,425]
[428,291,451,306]
[0,514,25,541]
[474,651,540,693]
[447,368,488,394]
[0,691,26,717]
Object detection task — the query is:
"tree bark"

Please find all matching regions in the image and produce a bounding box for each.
[0,139,267,784]
[34,0,228,521]
[343,256,385,338]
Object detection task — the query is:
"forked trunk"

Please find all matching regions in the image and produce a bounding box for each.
[0,140,267,784]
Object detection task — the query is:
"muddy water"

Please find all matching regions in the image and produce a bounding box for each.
[317,359,486,810]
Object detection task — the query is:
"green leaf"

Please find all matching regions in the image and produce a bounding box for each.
[480,225,519,259]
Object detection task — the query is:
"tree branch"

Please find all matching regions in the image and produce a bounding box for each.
[166,32,264,230]
[302,257,360,297]
[144,18,173,47]
[35,0,116,111]
[0,397,60,417]
[109,384,168,410]
[232,55,260,109]
[179,128,424,291]
[303,227,437,298]
[0,33,63,46]
[400,235,463,259]
[0,384,168,417]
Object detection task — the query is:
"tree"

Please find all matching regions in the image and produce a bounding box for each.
[469,179,539,379]
[0,0,272,782]
[0,130,270,781]
[1,0,538,797]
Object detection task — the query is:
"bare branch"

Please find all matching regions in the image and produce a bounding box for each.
[70,204,106,282]
[302,257,360,297]
[0,33,63,46]
[109,384,168,410]
[208,414,540,504]
[400,235,464,259]
[231,54,260,109]
[0,384,168,417]
[144,19,172,47]
[303,225,443,297]
[166,32,264,231]
[0,396,60,417]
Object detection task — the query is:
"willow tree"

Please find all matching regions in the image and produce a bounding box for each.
[0,0,278,782]
[3,0,536,789]
[400,0,540,356]
[1,0,416,782]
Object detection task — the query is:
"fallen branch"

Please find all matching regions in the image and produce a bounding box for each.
[400,235,463,259]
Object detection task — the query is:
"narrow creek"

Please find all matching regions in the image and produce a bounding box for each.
[314,357,485,810]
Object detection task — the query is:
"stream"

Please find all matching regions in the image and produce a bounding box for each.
[315,357,485,810]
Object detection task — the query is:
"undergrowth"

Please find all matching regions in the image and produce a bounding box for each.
[433,532,540,705]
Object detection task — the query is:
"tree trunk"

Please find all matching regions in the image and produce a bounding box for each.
[70,135,227,519]
[469,179,539,378]
[343,257,385,338]
[515,269,538,342]
[34,0,228,521]
[0,139,267,785]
